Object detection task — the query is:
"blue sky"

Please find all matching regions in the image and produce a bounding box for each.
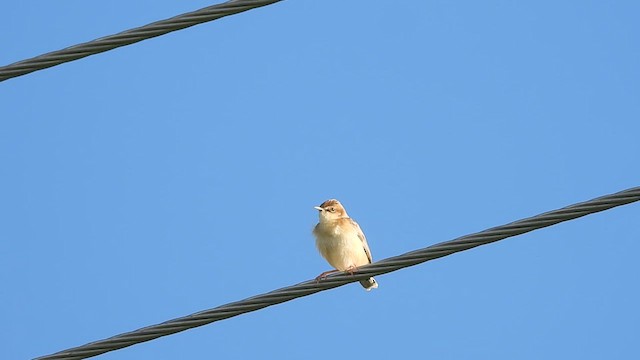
[2,1,639,359]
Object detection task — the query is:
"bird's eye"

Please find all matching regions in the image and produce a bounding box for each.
[329,207,335,212]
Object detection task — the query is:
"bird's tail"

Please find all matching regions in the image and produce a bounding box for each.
[360,277,378,291]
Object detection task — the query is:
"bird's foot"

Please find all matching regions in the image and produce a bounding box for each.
[315,269,339,282]
[345,265,359,275]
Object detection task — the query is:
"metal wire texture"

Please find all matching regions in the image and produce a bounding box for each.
[0,0,283,82]
[35,186,640,360]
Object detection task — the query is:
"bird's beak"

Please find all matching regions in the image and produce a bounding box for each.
[314,206,324,211]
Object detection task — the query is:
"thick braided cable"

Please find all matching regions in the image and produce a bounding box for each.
[0,0,283,82]
[36,186,640,360]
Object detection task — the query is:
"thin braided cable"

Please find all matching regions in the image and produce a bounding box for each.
[0,0,283,82]
[36,186,640,360]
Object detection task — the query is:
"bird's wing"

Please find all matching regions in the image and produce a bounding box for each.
[350,218,373,264]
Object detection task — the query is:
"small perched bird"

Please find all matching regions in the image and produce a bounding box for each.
[312,199,378,291]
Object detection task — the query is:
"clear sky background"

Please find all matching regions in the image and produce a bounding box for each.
[2,1,639,359]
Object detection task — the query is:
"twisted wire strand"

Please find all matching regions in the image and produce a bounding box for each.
[36,186,640,360]
[0,0,283,82]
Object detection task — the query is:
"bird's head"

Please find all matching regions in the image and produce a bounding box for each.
[314,199,348,222]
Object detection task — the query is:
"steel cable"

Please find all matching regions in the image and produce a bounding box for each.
[0,0,283,82]
[35,186,640,359]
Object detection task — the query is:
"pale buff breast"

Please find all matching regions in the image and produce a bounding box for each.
[313,220,370,271]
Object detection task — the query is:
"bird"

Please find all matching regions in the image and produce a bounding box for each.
[312,199,378,291]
